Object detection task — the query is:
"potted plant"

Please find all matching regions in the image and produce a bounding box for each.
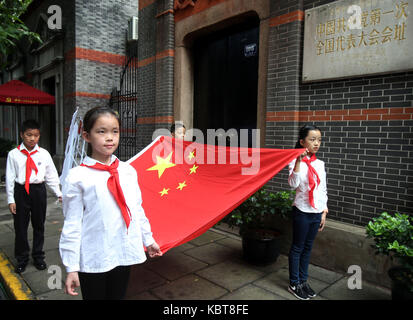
[224,188,295,264]
[366,212,413,300]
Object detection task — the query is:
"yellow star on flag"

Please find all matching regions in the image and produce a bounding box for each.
[177,181,187,191]
[159,188,170,197]
[147,152,176,178]
[188,151,195,161]
[189,164,198,174]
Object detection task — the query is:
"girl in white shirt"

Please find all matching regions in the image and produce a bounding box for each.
[60,106,162,300]
[287,124,328,300]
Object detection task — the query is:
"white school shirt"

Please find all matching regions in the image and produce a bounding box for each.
[59,155,155,273]
[288,156,328,213]
[5,143,62,204]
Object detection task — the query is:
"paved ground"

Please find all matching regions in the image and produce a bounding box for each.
[0,185,391,301]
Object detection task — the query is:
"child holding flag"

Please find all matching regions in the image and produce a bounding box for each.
[6,119,62,273]
[60,106,162,300]
[287,124,328,300]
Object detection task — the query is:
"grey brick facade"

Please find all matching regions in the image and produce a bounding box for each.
[265,0,413,225]
[78,0,413,226]
[73,0,138,116]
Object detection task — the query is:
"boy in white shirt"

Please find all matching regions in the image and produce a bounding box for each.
[6,119,62,273]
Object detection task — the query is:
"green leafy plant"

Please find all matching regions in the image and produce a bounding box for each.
[0,0,42,67]
[366,212,413,291]
[224,188,295,235]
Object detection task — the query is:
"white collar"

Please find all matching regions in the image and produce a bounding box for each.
[83,154,118,166]
[19,143,40,153]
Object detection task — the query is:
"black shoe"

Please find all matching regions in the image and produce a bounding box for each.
[34,260,47,270]
[301,282,317,298]
[15,264,27,274]
[288,283,309,300]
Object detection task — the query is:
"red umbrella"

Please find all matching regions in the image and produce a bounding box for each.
[0,80,55,105]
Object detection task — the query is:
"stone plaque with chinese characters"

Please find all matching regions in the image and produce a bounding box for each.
[303,0,412,82]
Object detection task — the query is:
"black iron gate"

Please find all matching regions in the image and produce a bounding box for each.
[110,43,141,161]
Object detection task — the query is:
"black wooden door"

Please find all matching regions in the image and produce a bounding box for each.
[193,20,259,147]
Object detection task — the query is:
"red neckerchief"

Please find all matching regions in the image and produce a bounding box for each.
[301,154,320,209]
[81,158,131,230]
[18,145,38,194]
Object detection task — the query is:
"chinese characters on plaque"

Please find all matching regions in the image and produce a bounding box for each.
[303,0,412,82]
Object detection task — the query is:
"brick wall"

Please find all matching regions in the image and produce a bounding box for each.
[72,0,138,120]
[154,0,174,132]
[135,0,412,225]
[265,0,413,226]
[132,0,175,150]
[67,0,175,154]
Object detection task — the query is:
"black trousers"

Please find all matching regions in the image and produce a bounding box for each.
[78,266,131,300]
[13,183,47,266]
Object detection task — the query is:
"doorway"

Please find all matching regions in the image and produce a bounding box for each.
[40,76,56,155]
[193,19,259,147]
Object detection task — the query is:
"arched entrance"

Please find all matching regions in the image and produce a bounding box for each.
[174,0,269,147]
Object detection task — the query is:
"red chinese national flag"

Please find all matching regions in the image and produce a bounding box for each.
[128,136,303,254]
